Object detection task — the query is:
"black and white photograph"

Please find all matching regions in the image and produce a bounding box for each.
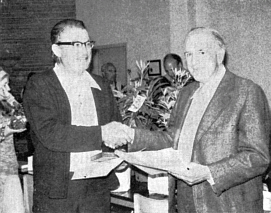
[0,1,271,213]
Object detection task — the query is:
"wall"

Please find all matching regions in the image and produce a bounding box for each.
[76,0,170,79]
[0,0,76,100]
[169,0,191,58]
[206,0,271,104]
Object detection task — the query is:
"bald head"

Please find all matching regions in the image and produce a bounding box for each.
[163,53,183,78]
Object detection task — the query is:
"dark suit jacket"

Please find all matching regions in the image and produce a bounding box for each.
[23,69,121,199]
[130,71,271,213]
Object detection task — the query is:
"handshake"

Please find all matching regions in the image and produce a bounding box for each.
[101,121,135,149]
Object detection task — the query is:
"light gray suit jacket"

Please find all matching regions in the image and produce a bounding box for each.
[130,71,271,213]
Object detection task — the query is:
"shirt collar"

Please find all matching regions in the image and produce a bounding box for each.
[53,63,101,91]
[83,71,101,90]
[192,65,226,99]
[201,65,225,89]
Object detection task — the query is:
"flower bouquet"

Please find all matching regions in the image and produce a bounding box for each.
[155,67,193,129]
[9,102,27,129]
[0,92,27,130]
[116,60,193,131]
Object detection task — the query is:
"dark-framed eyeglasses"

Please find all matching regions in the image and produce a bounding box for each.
[56,40,95,49]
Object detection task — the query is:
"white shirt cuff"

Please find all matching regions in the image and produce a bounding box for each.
[206,166,215,185]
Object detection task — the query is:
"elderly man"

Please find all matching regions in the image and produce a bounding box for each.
[109,27,271,213]
[101,62,123,92]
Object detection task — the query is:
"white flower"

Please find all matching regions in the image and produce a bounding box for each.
[136,60,149,74]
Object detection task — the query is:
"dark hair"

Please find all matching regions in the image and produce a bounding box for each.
[50,19,87,63]
[163,53,183,67]
[0,66,8,81]
[51,19,87,44]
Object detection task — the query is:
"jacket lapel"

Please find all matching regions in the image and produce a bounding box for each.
[173,82,200,149]
[194,71,235,143]
[90,76,104,124]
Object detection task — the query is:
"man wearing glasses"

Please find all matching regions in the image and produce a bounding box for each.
[23,19,131,213]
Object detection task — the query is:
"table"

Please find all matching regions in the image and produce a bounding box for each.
[111,175,148,209]
[110,174,168,210]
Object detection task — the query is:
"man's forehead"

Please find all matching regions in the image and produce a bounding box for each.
[165,58,178,65]
[185,32,216,51]
[58,27,89,41]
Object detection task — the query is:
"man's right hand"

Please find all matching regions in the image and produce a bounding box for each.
[101,121,134,149]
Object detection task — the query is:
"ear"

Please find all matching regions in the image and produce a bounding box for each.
[217,48,225,64]
[52,44,61,58]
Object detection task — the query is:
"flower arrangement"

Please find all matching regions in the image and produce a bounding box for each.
[0,91,27,130]
[115,60,193,131]
[9,102,27,129]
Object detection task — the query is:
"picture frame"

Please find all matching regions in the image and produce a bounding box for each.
[147,59,161,76]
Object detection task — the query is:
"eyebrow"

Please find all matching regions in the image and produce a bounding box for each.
[73,40,90,43]
[58,40,90,43]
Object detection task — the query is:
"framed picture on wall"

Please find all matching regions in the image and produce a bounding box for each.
[147,59,161,76]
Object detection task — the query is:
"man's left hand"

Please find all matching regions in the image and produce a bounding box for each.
[168,162,212,185]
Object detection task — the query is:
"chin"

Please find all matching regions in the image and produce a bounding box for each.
[75,63,89,71]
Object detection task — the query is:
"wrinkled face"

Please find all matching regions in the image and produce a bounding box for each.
[104,65,116,82]
[56,27,92,75]
[164,58,180,78]
[185,32,219,83]
[0,77,10,100]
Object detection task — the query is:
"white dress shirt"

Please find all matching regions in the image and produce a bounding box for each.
[178,66,226,163]
[53,64,101,171]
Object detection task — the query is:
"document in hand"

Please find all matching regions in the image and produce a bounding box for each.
[70,150,123,180]
[115,148,186,176]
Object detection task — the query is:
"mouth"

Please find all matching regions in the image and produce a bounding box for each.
[77,56,89,61]
[190,67,201,73]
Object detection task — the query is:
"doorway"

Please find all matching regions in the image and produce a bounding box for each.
[90,43,127,86]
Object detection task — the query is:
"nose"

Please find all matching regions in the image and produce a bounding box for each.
[191,54,197,66]
[6,84,11,92]
[189,53,200,70]
[81,44,88,53]
[79,45,91,58]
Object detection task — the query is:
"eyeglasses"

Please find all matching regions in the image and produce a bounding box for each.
[56,40,95,49]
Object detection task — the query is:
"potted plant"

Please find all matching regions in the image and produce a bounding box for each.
[114,60,193,131]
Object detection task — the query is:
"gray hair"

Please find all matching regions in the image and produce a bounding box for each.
[186,27,226,51]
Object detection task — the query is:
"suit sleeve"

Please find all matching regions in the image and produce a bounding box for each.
[23,75,104,153]
[209,83,271,195]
